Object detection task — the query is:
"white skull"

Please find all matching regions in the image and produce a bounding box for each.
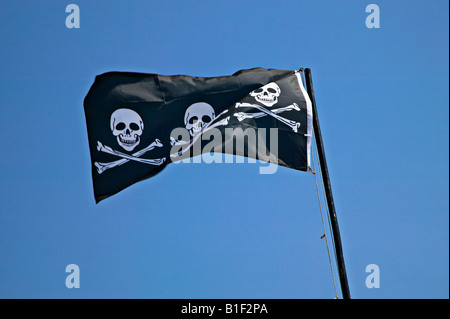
[249,82,281,107]
[184,102,215,136]
[110,108,144,152]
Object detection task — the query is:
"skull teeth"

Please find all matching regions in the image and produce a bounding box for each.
[257,96,275,101]
[119,135,138,145]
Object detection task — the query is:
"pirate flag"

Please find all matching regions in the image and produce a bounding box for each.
[84,68,313,203]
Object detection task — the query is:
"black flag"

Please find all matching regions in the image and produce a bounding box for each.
[84,68,312,203]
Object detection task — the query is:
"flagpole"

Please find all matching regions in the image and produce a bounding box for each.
[303,68,351,299]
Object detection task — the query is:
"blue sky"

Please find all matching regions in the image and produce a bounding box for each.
[0,0,448,299]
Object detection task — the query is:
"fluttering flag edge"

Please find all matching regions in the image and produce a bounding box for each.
[295,70,313,170]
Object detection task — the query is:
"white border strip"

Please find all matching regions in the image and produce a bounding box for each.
[295,70,313,170]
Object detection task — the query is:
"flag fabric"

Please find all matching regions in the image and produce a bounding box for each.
[84,68,313,203]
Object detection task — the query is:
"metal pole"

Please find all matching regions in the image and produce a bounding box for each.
[303,68,351,299]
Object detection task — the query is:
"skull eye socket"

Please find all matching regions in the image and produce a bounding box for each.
[115,122,126,131]
[189,116,198,124]
[129,122,140,131]
[267,88,277,94]
[253,88,263,93]
[202,115,212,123]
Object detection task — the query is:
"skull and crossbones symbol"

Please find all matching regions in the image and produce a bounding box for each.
[184,102,215,137]
[170,105,230,159]
[234,82,301,132]
[170,101,221,147]
[94,108,166,174]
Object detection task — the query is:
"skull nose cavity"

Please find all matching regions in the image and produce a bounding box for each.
[194,121,202,130]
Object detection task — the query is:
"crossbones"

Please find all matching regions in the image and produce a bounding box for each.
[95,139,165,174]
[234,102,301,133]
